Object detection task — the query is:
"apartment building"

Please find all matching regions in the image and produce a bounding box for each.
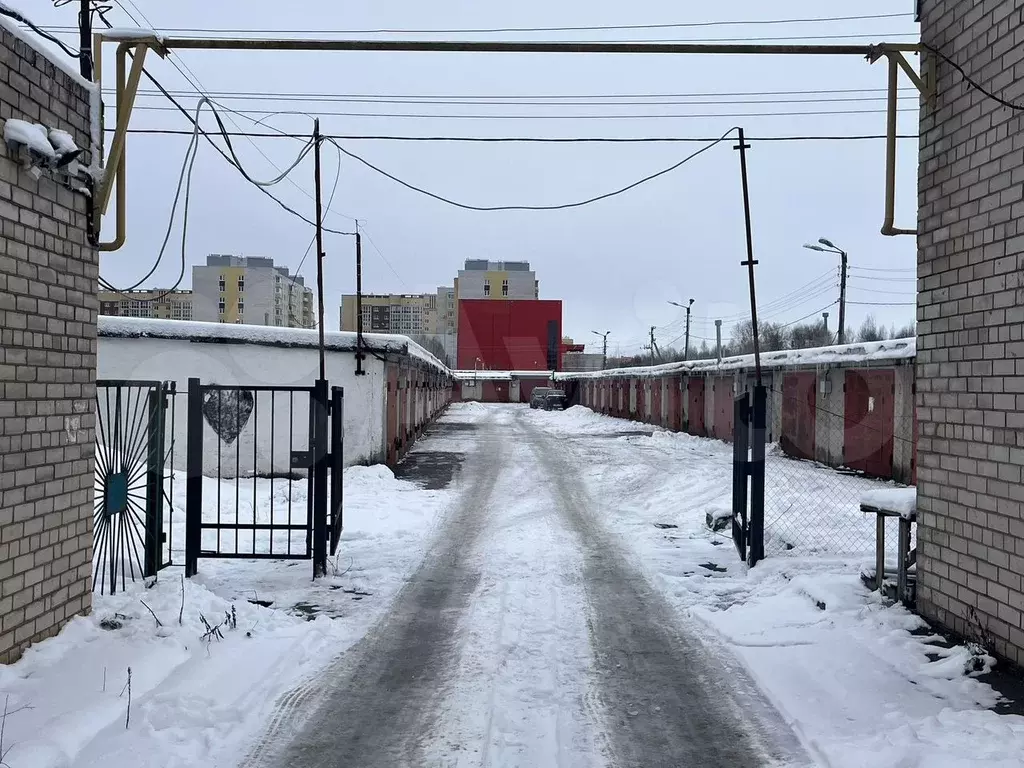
[455,259,539,301]
[192,254,314,327]
[98,289,193,320]
[339,293,439,334]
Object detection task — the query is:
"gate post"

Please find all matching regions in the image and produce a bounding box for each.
[143,384,167,578]
[749,385,767,566]
[329,386,345,556]
[184,378,204,577]
[312,379,329,577]
[731,392,750,562]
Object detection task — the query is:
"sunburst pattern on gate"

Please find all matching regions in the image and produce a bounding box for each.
[93,381,172,595]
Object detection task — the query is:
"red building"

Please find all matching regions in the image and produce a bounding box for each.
[457,299,563,370]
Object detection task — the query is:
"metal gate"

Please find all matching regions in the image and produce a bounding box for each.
[93,380,176,594]
[183,379,343,578]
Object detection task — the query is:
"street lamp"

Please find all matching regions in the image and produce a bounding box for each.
[668,298,695,360]
[591,330,610,370]
[803,238,848,345]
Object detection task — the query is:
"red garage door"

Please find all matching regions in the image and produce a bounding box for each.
[687,378,705,435]
[668,377,682,431]
[651,379,663,426]
[780,372,816,460]
[844,369,895,478]
[713,377,733,441]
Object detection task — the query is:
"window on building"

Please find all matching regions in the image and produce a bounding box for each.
[218,275,225,292]
[237,299,244,314]
[484,280,490,297]
[502,279,509,297]
[218,300,226,315]
[237,277,245,292]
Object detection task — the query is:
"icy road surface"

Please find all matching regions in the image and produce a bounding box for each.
[249,404,808,768]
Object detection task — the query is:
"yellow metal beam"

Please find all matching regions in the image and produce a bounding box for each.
[880,53,917,237]
[98,43,148,216]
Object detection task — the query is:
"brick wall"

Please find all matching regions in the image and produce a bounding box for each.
[0,29,97,662]
[917,0,1024,665]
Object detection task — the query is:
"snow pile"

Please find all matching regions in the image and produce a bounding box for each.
[528,404,662,435]
[3,119,54,159]
[104,27,165,42]
[0,577,342,768]
[861,486,917,518]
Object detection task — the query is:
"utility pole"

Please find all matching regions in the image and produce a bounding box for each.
[735,127,762,385]
[354,222,366,375]
[715,320,723,362]
[313,119,326,381]
[684,298,694,361]
[838,250,848,345]
[592,330,610,370]
[648,326,657,366]
[78,0,93,79]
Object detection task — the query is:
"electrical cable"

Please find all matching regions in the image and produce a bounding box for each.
[847,300,916,306]
[849,266,915,273]
[40,11,917,35]
[1,4,80,57]
[128,104,920,120]
[113,128,923,142]
[325,128,734,212]
[921,41,1024,112]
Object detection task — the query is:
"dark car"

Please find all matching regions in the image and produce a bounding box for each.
[544,390,567,411]
[529,387,552,409]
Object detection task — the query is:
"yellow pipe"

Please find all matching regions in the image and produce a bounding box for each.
[881,53,917,237]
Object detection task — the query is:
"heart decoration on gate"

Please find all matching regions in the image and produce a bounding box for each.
[202,389,255,445]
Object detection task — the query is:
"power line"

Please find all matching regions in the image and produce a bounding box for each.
[779,302,839,328]
[847,300,916,306]
[114,85,917,101]
[112,128,922,142]
[1,4,79,57]
[921,41,1024,112]
[41,11,917,35]
[325,128,734,211]
[849,266,916,273]
[127,104,920,120]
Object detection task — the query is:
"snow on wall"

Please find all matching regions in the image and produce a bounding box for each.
[554,337,916,381]
[0,7,96,90]
[98,319,451,474]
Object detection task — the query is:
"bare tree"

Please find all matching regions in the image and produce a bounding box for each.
[728,320,788,354]
[789,320,833,349]
[890,321,916,339]
[857,315,888,343]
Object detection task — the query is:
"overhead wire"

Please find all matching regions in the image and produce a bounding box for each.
[40,11,917,35]
[0,4,80,57]
[324,129,735,212]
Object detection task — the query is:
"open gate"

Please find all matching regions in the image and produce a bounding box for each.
[183,379,343,578]
[93,380,176,595]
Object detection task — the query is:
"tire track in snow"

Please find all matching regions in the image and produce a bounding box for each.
[247,411,504,768]
[520,412,810,768]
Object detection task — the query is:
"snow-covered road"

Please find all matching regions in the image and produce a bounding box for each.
[251,404,808,768]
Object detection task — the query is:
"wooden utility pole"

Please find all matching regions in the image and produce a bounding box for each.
[649,326,656,366]
[355,223,366,375]
[735,127,762,385]
[313,119,326,380]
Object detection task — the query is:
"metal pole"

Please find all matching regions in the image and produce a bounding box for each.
[184,377,204,578]
[735,127,762,386]
[311,379,329,578]
[313,119,326,380]
[838,250,848,345]
[79,0,93,79]
[715,320,723,362]
[684,303,692,361]
[649,326,656,366]
[603,334,608,370]
[822,311,830,337]
[355,227,366,375]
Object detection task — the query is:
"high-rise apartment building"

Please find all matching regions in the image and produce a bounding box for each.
[455,260,538,301]
[98,289,193,320]
[339,293,439,334]
[193,255,314,327]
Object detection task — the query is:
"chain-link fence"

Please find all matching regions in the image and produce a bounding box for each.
[761,367,915,560]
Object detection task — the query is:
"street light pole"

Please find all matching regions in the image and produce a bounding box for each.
[667,298,695,360]
[803,238,848,345]
[591,330,610,369]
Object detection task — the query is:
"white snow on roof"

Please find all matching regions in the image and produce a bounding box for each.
[554,337,916,381]
[3,119,54,158]
[98,317,451,372]
[452,370,554,381]
[860,487,917,518]
[0,7,96,91]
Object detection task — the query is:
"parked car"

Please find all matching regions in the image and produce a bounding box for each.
[544,390,567,411]
[529,387,552,409]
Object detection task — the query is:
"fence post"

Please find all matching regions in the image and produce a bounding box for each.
[184,378,204,578]
[312,379,329,577]
[749,385,767,566]
[143,384,166,578]
[329,386,344,556]
[732,392,750,562]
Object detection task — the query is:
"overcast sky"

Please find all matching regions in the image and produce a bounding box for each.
[36,0,920,356]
